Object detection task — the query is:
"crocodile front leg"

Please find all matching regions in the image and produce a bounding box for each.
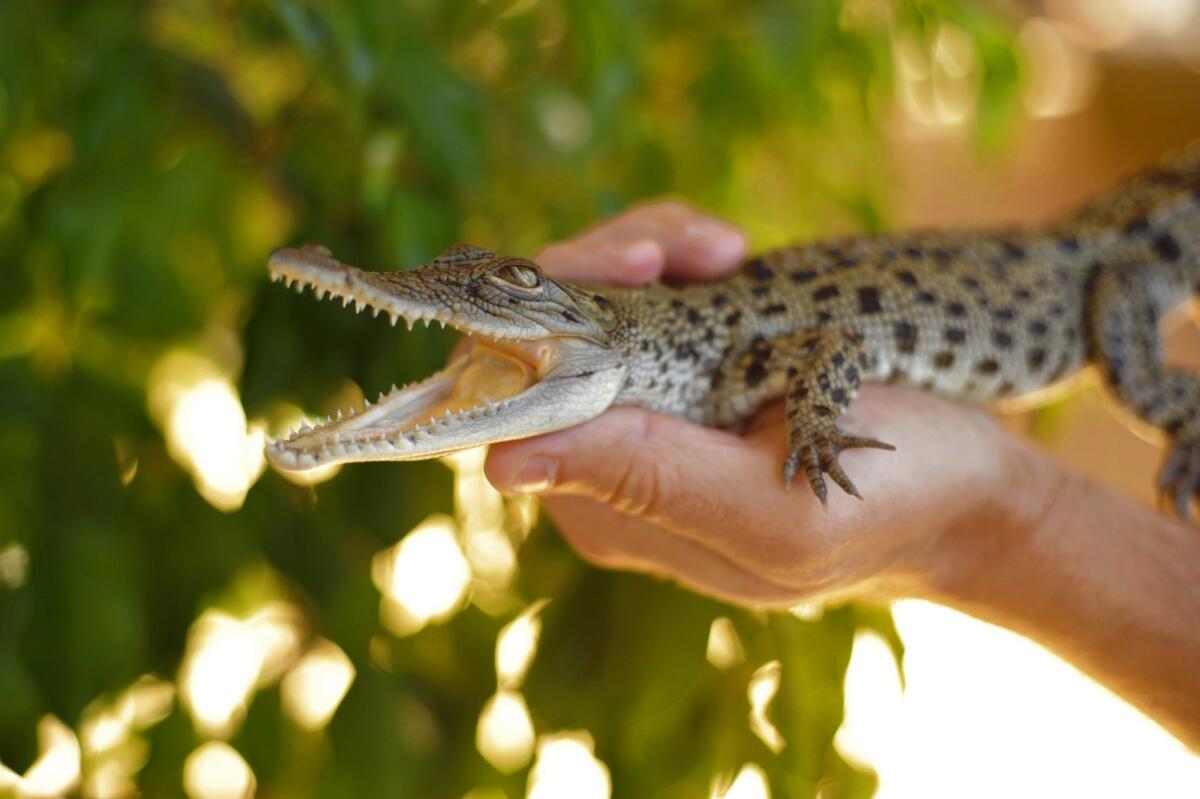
[771,328,895,503]
[720,327,895,503]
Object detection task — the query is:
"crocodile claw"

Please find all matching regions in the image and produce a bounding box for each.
[782,428,895,507]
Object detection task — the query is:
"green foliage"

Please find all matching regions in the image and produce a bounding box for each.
[0,1,1017,796]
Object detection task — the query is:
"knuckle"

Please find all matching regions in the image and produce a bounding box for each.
[601,415,679,518]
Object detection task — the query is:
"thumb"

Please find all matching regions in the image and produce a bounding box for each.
[484,408,775,526]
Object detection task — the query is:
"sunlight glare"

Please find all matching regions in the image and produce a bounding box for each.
[281,638,356,731]
[526,732,611,799]
[710,763,771,799]
[476,689,536,774]
[747,661,784,754]
[374,515,472,636]
[496,600,548,689]
[183,742,255,799]
[705,616,745,671]
[836,600,1200,797]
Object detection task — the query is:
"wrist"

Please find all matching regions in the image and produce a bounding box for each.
[916,429,1069,604]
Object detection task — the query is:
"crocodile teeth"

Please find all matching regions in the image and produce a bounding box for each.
[390,313,399,326]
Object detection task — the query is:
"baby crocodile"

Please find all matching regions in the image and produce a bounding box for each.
[267,142,1200,516]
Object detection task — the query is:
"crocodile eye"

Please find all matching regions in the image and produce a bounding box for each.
[496,264,541,289]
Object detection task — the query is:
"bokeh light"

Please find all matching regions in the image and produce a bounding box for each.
[179,603,302,737]
[445,447,519,592]
[496,600,547,689]
[705,616,745,671]
[0,543,29,589]
[147,349,267,512]
[476,689,536,774]
[373,514,472,636]
[747,661,784,755]
[281,639,356,731]
[1019,18,1098,119]
[710,763,770,799]
[182,742,255,799]
[526,732,611,799]
[4,716,81,799]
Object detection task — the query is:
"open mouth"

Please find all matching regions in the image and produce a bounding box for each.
[264,246,566,470]
[267,335,563,469]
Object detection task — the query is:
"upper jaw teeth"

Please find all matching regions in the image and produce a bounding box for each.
[269,268,450,330]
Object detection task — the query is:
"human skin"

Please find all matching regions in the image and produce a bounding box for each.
[483,201,1200,749]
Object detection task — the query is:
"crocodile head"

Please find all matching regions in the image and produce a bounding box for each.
[265,244,627,471]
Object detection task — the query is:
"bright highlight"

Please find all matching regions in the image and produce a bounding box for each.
[526,732,611,799]
[282,639,356,731]
[476,689,536,774]
[183,742,255,799]
[374,514,472,635]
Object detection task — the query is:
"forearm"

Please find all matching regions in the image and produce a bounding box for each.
[923,440,1200,749]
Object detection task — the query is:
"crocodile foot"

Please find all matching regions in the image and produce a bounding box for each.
[1157,437,1200,521]
[782,427,895,507]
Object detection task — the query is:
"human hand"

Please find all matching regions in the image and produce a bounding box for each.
[485,202,1053,606]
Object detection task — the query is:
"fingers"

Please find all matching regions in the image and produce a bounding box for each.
[541,496,803,606]
[535,200,746,285]
[485,408,834,583]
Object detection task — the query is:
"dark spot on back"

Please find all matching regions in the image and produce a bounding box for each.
[934,351,955,369]
[944,327,967,344]
[976,358,1000,375]
[712,293,730,307]
[745,360,768,388]
[790,270,817,284]
[946,301,967,317]
[894,322,918,354]
[916,291,937,305]
[993,308,1016,322]
[1124,217,1152,236]
[831,388,846,404]
[1153,233,1182,262]
[1028,319,1048,337]
[895,270,918,287]
[857,286,883,314]
[763,303,786,315]
[1002,241,1026,260]
[751,284,771,297]
[745,257,775,280]
[725,311,742,326]
[686,308,702,324]
[1028,348,1046,370]
[813,285,840,302]
[992,330,1013,349]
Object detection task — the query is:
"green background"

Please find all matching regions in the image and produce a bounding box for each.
[0,1,1020,796]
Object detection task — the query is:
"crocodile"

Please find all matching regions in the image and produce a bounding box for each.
[266,142,1200,516]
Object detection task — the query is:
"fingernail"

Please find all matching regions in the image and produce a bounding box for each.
[510,456,559,494]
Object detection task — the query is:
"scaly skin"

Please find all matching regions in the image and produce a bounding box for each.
[267,142,1200,516]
